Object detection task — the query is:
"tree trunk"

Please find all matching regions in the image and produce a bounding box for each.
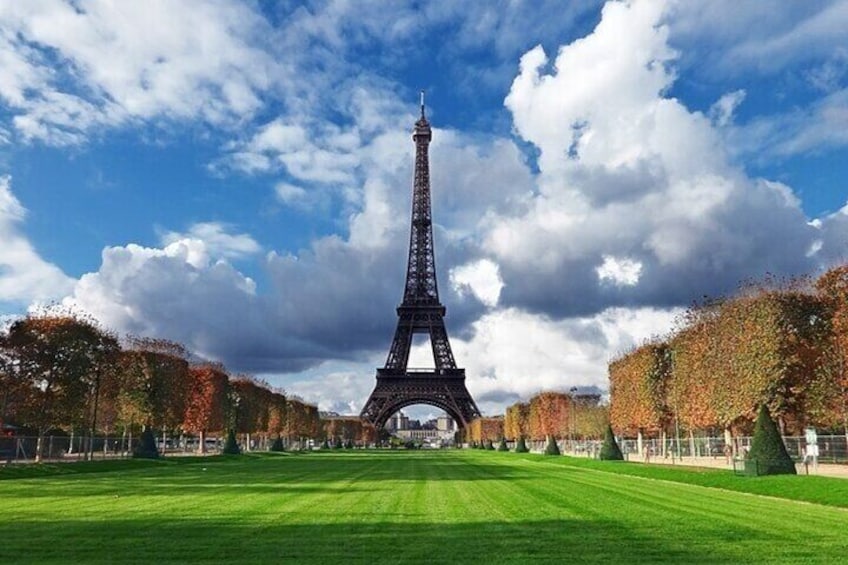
[199,429,207,454]
[637,430,643,460]
[35,433,43,463]
[724,427,734,458]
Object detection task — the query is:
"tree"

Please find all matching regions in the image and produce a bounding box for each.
[543,435,560,456]
[497,437,508,451]
[467,417,504,444]
[514,436,528,453]
[3,313,119,462]
[529,392,572,442]
[133,427,159,459]
[267,391,288,443]
[668,307,721,433]
[222,428,241,455]
[504,402,529,441]
[609,342,671,438]
[118,337,190,440]
[572,395,609,440]
[286,398,320,448]
[599,424,624,461]
[183,364,229,453]
[230,377,274,450]
[746,404,796,475]
[814,266,848,451]
[270,436,285,452]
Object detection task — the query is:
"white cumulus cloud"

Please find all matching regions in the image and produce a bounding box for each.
[0,176,74,304]
[450,259,504,308]
[596,256,642,287]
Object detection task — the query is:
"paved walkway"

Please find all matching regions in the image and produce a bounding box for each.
[614,453,848,479]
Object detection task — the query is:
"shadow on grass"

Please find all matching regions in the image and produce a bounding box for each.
[0,517,792,564]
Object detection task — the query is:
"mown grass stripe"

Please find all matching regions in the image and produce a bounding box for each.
[2,450,847,564]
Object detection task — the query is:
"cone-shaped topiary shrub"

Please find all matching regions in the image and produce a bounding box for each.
[132,428,160,459]
[270,436,285,452]
[544,435,560,455]
[497,438,508,452]
[515,436,529,453]
[746,404,796,475]
[333,437,343,449]
[321,439,330,450]
[345,439,354,449]
[485,439,495,450]
[222,429,241,455]
[599,424,624,460]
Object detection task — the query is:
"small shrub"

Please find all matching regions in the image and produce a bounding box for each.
[270,436,285,452]
[321,439,330,450]
[485,440,495,450]
[746,404,796,475]
[222,429,241,455]
[599,425,624,460]
[132,428,160,459]
[544,435,560,456]
[344,439,354,449]
[497,438,508,452]
[515,436,529,453]
[333,437,343,449]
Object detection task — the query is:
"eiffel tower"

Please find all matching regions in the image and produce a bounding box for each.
[360,94,481,430]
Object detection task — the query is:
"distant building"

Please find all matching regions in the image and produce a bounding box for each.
[387,411,410,431]
[436,416,455,432]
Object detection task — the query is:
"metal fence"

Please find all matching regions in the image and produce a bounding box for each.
[519,434,848,464]
[0,435,226,463]
[0,433,315,463]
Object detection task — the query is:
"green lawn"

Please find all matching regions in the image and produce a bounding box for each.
[1,450,846,564]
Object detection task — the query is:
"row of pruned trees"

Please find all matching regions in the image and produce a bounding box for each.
[609,266,848,449]
[0,310,321,460]
[469,391,608,444]
[322,417,378,447]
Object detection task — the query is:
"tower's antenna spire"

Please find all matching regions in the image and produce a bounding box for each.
[420,89,425,118]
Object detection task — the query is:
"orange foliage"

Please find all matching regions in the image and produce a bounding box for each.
[609,342,671,436]
[183,365,228,434]
[813,266,848,431]
[528,392,572,441]
[467,417,503,443]
[668,290,828,433]
[323,417,377,445]
[285,398,320,441]
[504,402,530,441]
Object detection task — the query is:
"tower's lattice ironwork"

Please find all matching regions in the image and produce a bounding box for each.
[360,95,481,430]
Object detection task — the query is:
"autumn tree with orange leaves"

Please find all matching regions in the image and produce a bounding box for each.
[323,417,376,447]
[813,265,848,449]
[183,364,229,453]
[609,342,671,439]
[285,398,320,448]
[504,402,530,441]
[467,417,503,444]
[528,392,572,442]
[118,337,190,442]
[2,312,119,461]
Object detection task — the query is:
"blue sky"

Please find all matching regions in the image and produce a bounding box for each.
[1,0,847,418]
